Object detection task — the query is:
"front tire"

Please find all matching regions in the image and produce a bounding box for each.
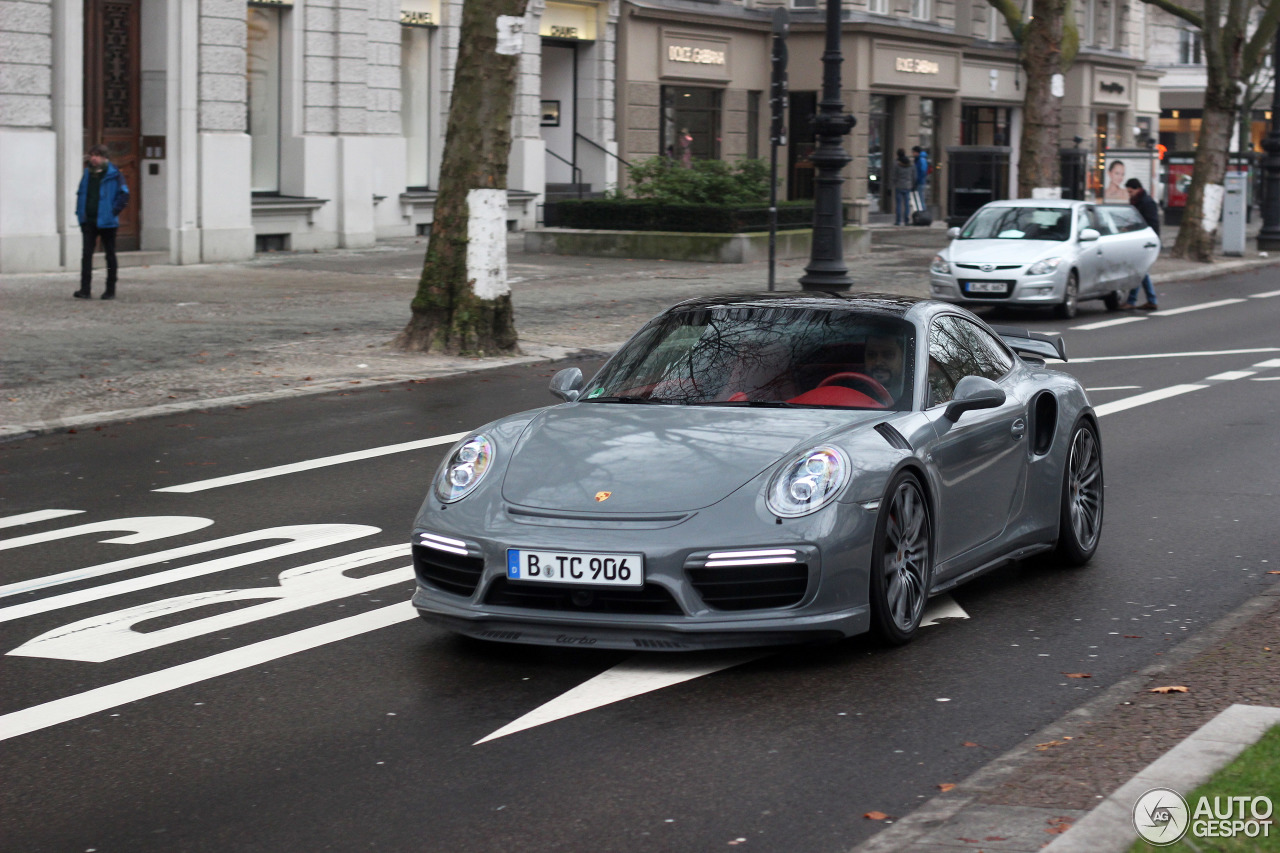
[870,472,933,645]
[1054,271,1080,320]
[1055,418,1104,565]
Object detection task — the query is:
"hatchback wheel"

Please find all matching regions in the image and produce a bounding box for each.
[870,472,933,644]
[1054,271,1080,320]
[1055,418,1103,565]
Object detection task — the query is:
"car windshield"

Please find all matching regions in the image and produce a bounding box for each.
[582,306,917,411]
[960,206,1073,241]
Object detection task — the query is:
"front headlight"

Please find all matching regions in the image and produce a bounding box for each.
[1026,257,1064,276]
[766,446,850,518]
[435,434,494,503]
[929,254,951,275]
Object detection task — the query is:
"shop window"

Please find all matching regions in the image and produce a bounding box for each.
[401,24,432,189]
[961,106,1010,146]
[247,5,282,194]
[911,0,931,21]
[662,86,722,163]
[791,0,818,8]
[868,0,888,14]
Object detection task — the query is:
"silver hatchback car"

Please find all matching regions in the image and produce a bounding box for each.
[929,199,1160,319]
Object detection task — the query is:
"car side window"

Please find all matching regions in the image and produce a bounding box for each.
[927,316,1014,407]
[1109,207,1146,233]
[1084,207,1115,236]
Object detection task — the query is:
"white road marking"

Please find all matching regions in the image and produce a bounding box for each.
[1071,317,1148,331]
[1094,384,1208,417]
[1071,347,1280,364]
[154,432,470,493]
[0,524,379,620]
[1085,386,1142,392]
[1250,289,1280,298]
[475,595,972,744]
[1253,377,1280,381]
[474,652,767,745]
[921,594,969,626]
[0,510,84,530]
[1205,370,1256,382]
[1253,359,1280,369]
[0,516,213,553]
[10,546,412,662]
[0,602,417,743]
[1151,298,1246,316]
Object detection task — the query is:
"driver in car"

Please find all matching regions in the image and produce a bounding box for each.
[865,333,906,405]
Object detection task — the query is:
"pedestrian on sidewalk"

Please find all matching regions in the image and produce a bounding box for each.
[911,145,930,213]
[1120,177,1159,311]
[74,144,130,301]
[893,150,915,226]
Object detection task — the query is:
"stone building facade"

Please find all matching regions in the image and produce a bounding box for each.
[0,0,620,273]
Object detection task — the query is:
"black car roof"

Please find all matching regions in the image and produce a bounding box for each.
[668,291,927,317]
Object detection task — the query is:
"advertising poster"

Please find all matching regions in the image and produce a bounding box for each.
[1095,148,1159,205]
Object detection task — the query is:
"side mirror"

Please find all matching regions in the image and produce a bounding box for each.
[947,227,961,239]
[549,367,584,402]
[1078,228,1100,242]
[944,375,1006,422]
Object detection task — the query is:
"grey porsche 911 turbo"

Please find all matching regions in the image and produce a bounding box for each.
[410,292,1102,650]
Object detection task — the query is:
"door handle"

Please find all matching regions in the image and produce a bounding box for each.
[1011,418,1026,440]
[1144,242,1158,248]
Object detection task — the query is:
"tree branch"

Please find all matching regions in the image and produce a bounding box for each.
[987,0,1026,42]
[1243,0,1280,76]
[1137,0,1205,29]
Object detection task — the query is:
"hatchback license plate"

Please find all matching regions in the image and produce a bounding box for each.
[964,280,1008,294]
[507,549,644,587]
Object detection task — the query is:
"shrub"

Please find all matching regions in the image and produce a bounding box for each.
[624,157,771,206]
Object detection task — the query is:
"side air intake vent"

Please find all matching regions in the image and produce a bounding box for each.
[874,422,912,451]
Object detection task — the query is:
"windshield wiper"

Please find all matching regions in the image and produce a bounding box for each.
[582,396,678,404]
[700,400,803,408]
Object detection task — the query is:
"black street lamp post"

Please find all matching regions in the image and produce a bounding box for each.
[798,0,856,291]
[1258,27,1280,252]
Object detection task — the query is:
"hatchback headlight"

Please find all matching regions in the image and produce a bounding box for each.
[435,434,494,503]
[1026,257,1064,276]
[767,446,850,517]
[930,254,951,275]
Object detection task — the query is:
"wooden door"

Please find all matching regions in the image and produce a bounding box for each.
[84,0,141,250]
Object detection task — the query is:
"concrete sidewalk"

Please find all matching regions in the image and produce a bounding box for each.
[3,221,1277,440]
[2,220,1278,851]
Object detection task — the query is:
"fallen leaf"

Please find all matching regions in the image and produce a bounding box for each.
[1036,739,1070,750]
[962,741,979,747]
[1268,571,1280,575]
[1045,816,1073,835]
[1149,685,1189,694]
[937,783,956,792]
[1124,635,1142,638]
[1063,673,1092,678]
[985,836,1008,841]
[864,811,890,821]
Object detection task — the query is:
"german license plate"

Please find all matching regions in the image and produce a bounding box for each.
[506,549,644,587]
[964,280,1007,294]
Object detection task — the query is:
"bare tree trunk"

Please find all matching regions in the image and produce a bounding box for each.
[394,0,527,355]
[1018,3,1067,198]
[1174,97,1236,261]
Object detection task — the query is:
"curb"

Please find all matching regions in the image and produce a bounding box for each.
[1045,703,1280,852]
[1152,255,1280,284]
[851,580,1280,853]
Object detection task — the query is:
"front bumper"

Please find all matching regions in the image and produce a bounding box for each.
[929,268,1065,306]
[409,492,877,651]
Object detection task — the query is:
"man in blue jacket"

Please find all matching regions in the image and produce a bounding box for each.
[74,144,130,300]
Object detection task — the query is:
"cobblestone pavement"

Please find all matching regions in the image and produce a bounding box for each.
[3,221,1279,851]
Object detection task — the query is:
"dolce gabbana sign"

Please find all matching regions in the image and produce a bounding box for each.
[660,30,731,81]
[895,57,940,74]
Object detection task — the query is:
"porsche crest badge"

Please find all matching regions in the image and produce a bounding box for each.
[594,491,612,502]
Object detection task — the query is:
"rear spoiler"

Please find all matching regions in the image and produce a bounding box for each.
[989,325,1068,362]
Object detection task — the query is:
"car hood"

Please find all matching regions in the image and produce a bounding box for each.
[500,404,882,513]
[947,239,1067,265]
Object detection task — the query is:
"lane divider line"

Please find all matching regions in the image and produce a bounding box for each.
[1250,289,1280,298]
[1094,356,1280,418]
[1071,347,1280,364]
[1071,316,1148,331]
[0,510,84,530]
[1151,298,1247,317]
[153,432,470,493]
[0,602,417,743]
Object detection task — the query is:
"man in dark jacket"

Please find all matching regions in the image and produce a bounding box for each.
[1120,177,1159,310]
[74,144,130,300]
